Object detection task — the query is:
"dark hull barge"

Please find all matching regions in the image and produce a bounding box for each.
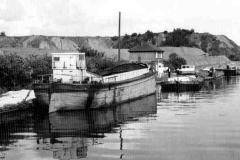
[33,52,156,113]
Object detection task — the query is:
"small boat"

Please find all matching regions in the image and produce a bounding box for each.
[200,67,224,81]
[33,52,156,113]
[176,65,197,75]
[216,63,238,76]
[160,65,204,92]
[160,75,204,92]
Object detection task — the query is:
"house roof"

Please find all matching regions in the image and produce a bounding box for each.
[128,42,164,53]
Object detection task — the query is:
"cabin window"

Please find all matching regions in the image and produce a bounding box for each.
[182,66,185,68]
[54,57,60,61]
[79,55,85,60]
[186,66,189,68]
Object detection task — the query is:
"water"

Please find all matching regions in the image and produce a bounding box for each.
[1,76,240,160]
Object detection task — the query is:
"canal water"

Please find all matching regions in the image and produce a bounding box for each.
[0,76,240,160]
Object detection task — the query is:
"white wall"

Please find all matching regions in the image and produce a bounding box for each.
[52,53,86,83]
[52,54,86,70]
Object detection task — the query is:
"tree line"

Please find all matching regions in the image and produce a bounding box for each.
[112,29,198,49]
[0,50,126,92]
[112,30,157,49]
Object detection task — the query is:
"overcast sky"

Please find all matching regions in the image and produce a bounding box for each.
[1,0,240,45]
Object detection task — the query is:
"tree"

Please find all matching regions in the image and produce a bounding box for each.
[131,33,137,37]
[163,31,168,34]
[0,53,28,89]
[168,53,187,70]
[163,28,195,47]
[0,31,6,36]
[111,36,118,41]
[228,54,240,61]
[25,54,52,80]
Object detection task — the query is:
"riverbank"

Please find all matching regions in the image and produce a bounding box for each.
[0,90,35,113]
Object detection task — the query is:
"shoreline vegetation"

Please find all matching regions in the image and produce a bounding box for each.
[0,49,127,93]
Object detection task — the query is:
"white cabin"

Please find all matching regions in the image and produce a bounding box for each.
[52,52,100,83]
[179,65,195,72]
[177,65,196,75]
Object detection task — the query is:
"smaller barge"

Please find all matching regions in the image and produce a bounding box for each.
[160,65,204,92]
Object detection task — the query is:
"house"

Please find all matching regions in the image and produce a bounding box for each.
[128,42,167,76]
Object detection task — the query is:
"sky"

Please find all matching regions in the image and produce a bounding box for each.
[1,0,240,45]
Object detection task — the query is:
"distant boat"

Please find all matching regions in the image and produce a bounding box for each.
[160,65,204,92]
[216,63,238,76]
[176,65,197,75]
[33,52,156,113]
[200,67,224,81]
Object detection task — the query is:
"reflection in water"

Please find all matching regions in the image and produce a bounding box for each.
[154,77,240,160]
[48,94,157,159]
[157,76,239,116]
[0,94,157,160]
[201,77,226,91]
[1,77,240,160]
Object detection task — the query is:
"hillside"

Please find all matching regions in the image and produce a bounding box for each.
[0,29,240,63]
[111,29,240,60]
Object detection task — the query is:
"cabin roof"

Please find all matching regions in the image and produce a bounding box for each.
[128,42,164,53]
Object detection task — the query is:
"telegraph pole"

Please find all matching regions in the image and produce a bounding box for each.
[118,12,121,63]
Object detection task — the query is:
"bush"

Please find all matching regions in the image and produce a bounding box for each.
[0,53,28,89]
[167,53,187,70]
[78,47,105,57]
[111,36,118,41]
[228,54,240,61]
[163,31,168,34]
[131,33,137,37]
[0,31,6,36]
[0,53,52,90]
[25,54,52,80]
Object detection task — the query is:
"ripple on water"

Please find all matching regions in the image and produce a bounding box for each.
[1,77,240,160]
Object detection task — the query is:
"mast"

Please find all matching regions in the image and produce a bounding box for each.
[118,12,121,62]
